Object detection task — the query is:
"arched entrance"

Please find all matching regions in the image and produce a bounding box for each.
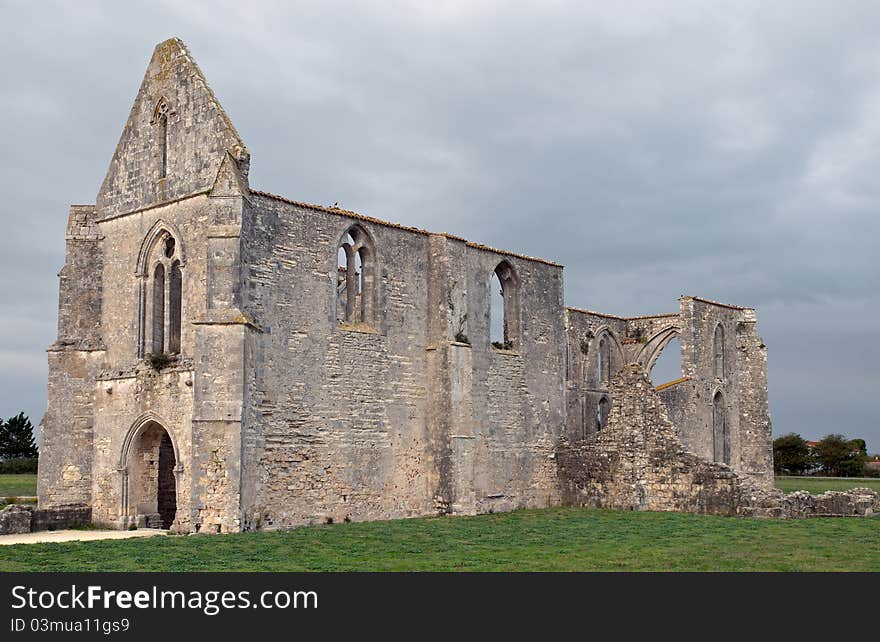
[120,417,179,529]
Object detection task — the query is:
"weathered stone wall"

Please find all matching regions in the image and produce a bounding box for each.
[563,297,772,490]
[743,489,879,518]
[38,205,105,508]
[565,309,629,443]
[676,297,773,486]
[557,364,746,515]
[237,194,566,528]
[557,364,859,519]
[238,196,435,528]
[459,243,565,515]
[0,504,92,535]
[0,505,33,535]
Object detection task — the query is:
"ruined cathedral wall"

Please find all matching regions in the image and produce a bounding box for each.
[676,297,772,486]
[563,309,628,442]
[556,365,746,515]
[457,247,566,515]
[238,196,438,529]
[39,206,105,508]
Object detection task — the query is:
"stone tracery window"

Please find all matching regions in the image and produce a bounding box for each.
[336,224,377,327]
[139,229,183,358]
[490,260,521,351]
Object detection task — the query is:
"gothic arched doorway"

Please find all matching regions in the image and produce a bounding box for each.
[122,418,178,529]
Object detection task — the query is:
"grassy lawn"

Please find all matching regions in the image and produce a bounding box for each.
[0,473,37,497]
[775,476,880,494]
[1,507,878,572]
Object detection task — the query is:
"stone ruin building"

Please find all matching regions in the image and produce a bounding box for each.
[35,37,821,535]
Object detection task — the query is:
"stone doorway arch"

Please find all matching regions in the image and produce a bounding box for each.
[119,414,181,529]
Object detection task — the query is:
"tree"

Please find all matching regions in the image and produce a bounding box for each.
[814,434,867,477]
[0,413,38,460]
[772,433,813,475]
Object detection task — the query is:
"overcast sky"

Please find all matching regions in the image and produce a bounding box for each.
[1,1,878,451]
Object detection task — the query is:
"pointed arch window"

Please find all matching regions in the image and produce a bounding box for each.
[713,324,725,380]
[139,229,184,358]
[712,391,730,464]
[168,260,182,353]
[489,260,521,351]
[597,396,611,432]
[336,224,377,327]
[151,264,165,354]
[596,334,611,385]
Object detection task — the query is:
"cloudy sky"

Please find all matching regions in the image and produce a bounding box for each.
[1,1,878,450]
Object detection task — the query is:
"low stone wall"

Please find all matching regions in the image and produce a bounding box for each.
[0,505,33,535]
[0,503,91,535]
[556,364,880,520]
[741,488,878,518]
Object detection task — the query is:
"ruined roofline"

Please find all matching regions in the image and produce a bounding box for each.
[251,189,564,268]
[680,295,754,312]
[565,307,679,322]
[654,376,692,392]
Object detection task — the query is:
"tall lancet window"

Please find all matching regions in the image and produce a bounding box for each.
[152,264,165,354]
[138,229,184,358]
[154,99,170,179]
[713,324,725,380]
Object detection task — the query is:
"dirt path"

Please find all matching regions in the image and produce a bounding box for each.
[0,529,166,546]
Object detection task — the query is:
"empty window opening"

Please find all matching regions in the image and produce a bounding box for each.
[151,264,165,354]
[650,337,681,385]
[490,271,505,347]
[157,431,177,529]
[597,396,611,432]
[156,100,169,179]
[168,261,182,354]
[490,261,521,351]
[713,324,725,379]
[336,225,376,326]
[712,391,730,465]
[596,336,611,385]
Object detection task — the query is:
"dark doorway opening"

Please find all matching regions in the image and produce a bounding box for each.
[157,431,177,529]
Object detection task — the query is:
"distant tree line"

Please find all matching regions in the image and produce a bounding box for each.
[0,412,38,474]
[773,433,878,478]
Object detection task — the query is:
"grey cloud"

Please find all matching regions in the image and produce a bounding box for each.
[1,0,878,449]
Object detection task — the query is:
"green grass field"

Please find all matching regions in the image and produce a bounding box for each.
[1,507,878,572]
[774,476,880,494]
[0,474,36,497]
